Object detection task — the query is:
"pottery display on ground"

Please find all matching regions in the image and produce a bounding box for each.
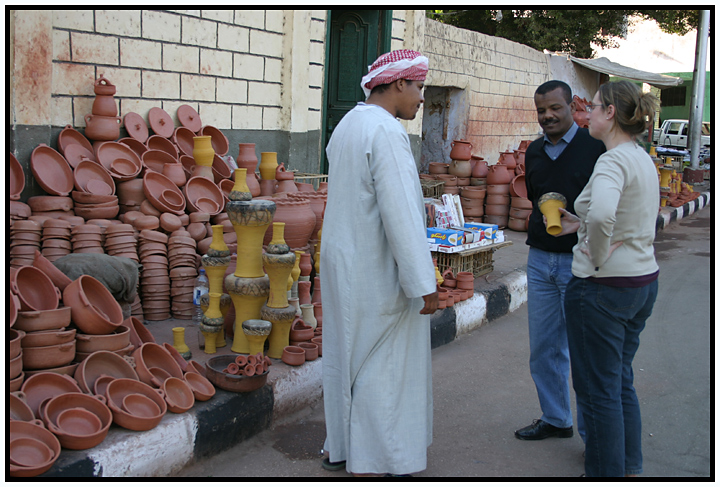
[205,355,269,392]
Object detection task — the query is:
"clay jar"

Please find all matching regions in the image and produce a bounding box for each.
[471,158,489,178]
[498,150,517,169]
[486,164,513,185]
[448,160,472,178]
[236,143,261,197]
[263,196,315,249]
[92,95,117,117]
[456,272,474,290]
[84,114,121,141]
[449,140,472,160]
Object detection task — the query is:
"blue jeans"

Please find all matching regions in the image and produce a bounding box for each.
[526,247,579,431]
[565,277,658,477]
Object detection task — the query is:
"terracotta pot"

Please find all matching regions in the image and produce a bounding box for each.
[84,114,121,141]
[43,393,111,450]
[63,275,124,335]
[122,393,161,417]
[9,420,61,477]
[460,186,486,199]
[10,152,25,200]
[184,176,225,215]
[510,175,527,199]
[428,162,449,174]
[486,184,510,195]
[117,178,146,207]
[14,307,72,333]
[105,378,167,431]
[32,250,72,291]
[483,214,508,228]
[298,342,319,361]
[74,350,139,393]
[498,150,516,169]
[449,139,472,160]
[485,194,510,206]
[448,160,472,178]
[509,207,532,220]
[200,125,229,156]
[262,196,315,249]
[513,150,526,166]
[511,196,533,210]
[162,377,195,413]
[487,164,513,185]
[436,174,458,186]
[22,341,76,370]
[281,346,306,366]
[11,266,61,312]
[92,94,117,117]
[508,216,527,232]
[485,203,510,216]
[471,158,488,178]
[147,135,179,159]
[21,328,75,349]
[289,318,314,342]
[173,126,196,157]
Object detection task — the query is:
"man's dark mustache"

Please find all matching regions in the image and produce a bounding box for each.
[542,119,559,125]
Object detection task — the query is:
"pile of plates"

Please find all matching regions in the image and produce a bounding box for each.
[71,224,104,254]
[167,231,199,320]
[10,220,43,267]
[41,219,72,263]
[138,230,171,321]
[104,224,139,262]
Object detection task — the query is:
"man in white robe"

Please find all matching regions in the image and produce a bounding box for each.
[320,49,438,477]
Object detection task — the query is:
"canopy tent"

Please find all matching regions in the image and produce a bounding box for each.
[569,56,683,88]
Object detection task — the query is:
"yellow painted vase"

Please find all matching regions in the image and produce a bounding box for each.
[230,168,252,201]
[259,152,278,180]
[659,168,673,188]
[538,192,567,236]
[227,199,276,278]
[262,304,297,359]
[172,327,191,359]
[241,319,272,356]
[225,275,270,354]
[193,136,214,167]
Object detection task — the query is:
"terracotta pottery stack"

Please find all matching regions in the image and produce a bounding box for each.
[484,161,514,229]
[74,322,133,363]
[508,174,531,232]
[96,141,143,183]
[448,139,473,184]
[71,224,105,254]
[27,195,74,219]
[137,230,171,321]
[460,186,486,223]
[41,219,72,263]
[184,176,225,215]
[470,155,489,187]
[168,233,199,320]
[117,178,146,213]
[130,294,144,321]
[85,76,122,145]
[103,223,139,262]
[262,195,316,250]
[11,220,43,268]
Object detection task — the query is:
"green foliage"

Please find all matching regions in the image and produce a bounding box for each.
[426,10,700,58]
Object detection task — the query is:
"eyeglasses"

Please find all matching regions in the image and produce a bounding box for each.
[585,104,603,113]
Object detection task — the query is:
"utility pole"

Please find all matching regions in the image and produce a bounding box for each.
[684,9,710,183]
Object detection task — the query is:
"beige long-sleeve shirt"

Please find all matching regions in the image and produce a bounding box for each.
[571,141,660,278]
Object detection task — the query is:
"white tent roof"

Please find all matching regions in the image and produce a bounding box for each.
[569,56,684,88]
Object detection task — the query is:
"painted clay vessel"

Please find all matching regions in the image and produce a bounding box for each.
[538,192,567,236]
[259,152,278,180]
[448,160,472,178]
[498,150,516,168]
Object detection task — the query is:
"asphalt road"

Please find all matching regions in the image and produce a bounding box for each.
[177,205,711,478]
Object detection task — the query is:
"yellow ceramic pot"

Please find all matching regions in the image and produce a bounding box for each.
[172,327,190,355]
[538,192,567,236]
[193,136,214,167]
[259,152,278,180]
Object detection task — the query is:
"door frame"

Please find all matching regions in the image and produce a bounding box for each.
[319,10,392,174]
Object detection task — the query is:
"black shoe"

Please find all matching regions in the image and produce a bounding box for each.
[514,419,573,440]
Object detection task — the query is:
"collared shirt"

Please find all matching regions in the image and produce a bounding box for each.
[543,122,579,160]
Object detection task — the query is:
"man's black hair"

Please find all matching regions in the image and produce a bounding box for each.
[535,80,572,104]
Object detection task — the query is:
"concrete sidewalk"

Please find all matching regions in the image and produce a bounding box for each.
[41,187,711,477]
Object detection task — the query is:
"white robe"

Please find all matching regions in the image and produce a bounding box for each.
[321,103,437,474]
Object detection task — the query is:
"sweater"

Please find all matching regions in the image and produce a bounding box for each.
[571,141,660,278]
[524,127,606,253]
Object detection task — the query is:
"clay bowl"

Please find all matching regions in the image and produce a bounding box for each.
[200,125,229,155]
[147,134,179,159]
[31,250,72,291]
[281,346,306,366]
[205,355,269,393]
[57,125,94,156]
[10,436,55,468]
[511,196,533,210]
[461,186,487,199]
[73,342,134,363]
[73,159,116,195]
[122,393,161,418]
[43,394,111,450]
[310,336,322,356]
[10,328,26,360]
[162,377,195,413]
[93,375,116,397]
[173,126,196,156]
[142,149,177,174]
[298,342,319,361]
[20,372,83,418]
[21,328,75,348]
[22,340,76,370]
[63,143,97,169]
[118,137,148,157]
[187,360,207,378]
[30,144,74,196]
[289,320,314,342]
[55,407,103,437]
[10,152,25,199]
[71,191,117,206]
[63,275,124,335]
[73,350,139,393]
[11,266,61,312]
[144,170,186,214]
[486,183,511,195]
[75,325,131,353]
[9,420,61,477]
[109,158,142,181]
[212,154,233,182]
[10,392,35,422]
[132,342,184,387]
[184,371,216,401]
[184,176,224,215]
[104,378,167,431]
[510,174,527,199]
[149,366,173,384]
[10,352,23,381]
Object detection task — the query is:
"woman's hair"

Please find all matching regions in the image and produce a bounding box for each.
[597,80,659,136]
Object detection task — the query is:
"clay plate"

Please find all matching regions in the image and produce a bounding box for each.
[63,143,97,169]
[177,104,202,133]
[148,107,174,138]
[10,152,25,199]
[30,144,74,196]
[123,112,149,143]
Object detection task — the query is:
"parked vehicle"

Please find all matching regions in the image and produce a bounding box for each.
[653,119,711,148]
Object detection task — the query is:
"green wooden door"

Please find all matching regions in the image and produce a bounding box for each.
[321,10,391,173]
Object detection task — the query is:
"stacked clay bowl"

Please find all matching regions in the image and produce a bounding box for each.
[32,250,73,292]
[460,186,486,222]
[41,219,72,263]
[104,378,167,431]
[74,324,132,362]
[117,178,146,212]
[11,220,43,267]
[184,371,216,401]
[20,372,83,420]
[508,174,531,232]
[9,329,25,391]
[9,420,61,477]
[104,223,139,262]
[172,126,196,157]
[73,350,139,394]
[147,135,179,159]
[184,176,225,215]
[144,170,186,215]
[41,392,112,450]
[71,161,119,220]
[162,377,195,413]
[96,141,142,182]
[168,234,198,319]
[30,144,74,197]
[63,275,124,335]
[138,230,171,321]
[132,343,183,388]
[57,125,93,158]
[71,223,105,254]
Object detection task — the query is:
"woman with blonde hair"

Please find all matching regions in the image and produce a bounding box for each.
[554,80,660,477]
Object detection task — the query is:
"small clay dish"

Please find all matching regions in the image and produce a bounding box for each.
[10,153,25,199]
[184,371,215,401]
[281,346,306,366]
[73,160,115,195]
[147,134,179,159]
[122,393,162,418]
[9,437,55,468]
[57,125,94,156]
[30,144,74,196]
[110,158,142,180]
[200,125,229,155]
[162,377,195,414]
[55,407,103,437]
[142,149,177,174]
[9,420,61,477]
[93,375,116,397]
[20,372,83,418]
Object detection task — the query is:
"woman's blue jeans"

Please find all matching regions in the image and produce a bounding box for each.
[565,276,658,477]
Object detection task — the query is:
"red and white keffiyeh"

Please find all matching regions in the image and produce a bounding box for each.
[361,49,429,98]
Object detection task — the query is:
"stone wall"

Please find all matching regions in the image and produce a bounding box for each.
[9,9,328,201]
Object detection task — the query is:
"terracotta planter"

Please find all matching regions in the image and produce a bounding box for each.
[508,216,527,232]
[92,94,117,117]
[63,275,124,335]
[281,346,306,366]
[511,196,533,210]
[471,158,488,178]
[498,150,516,169]
[486,184,510,195]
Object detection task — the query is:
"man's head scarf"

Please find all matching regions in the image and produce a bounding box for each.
[361,49,429,99]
